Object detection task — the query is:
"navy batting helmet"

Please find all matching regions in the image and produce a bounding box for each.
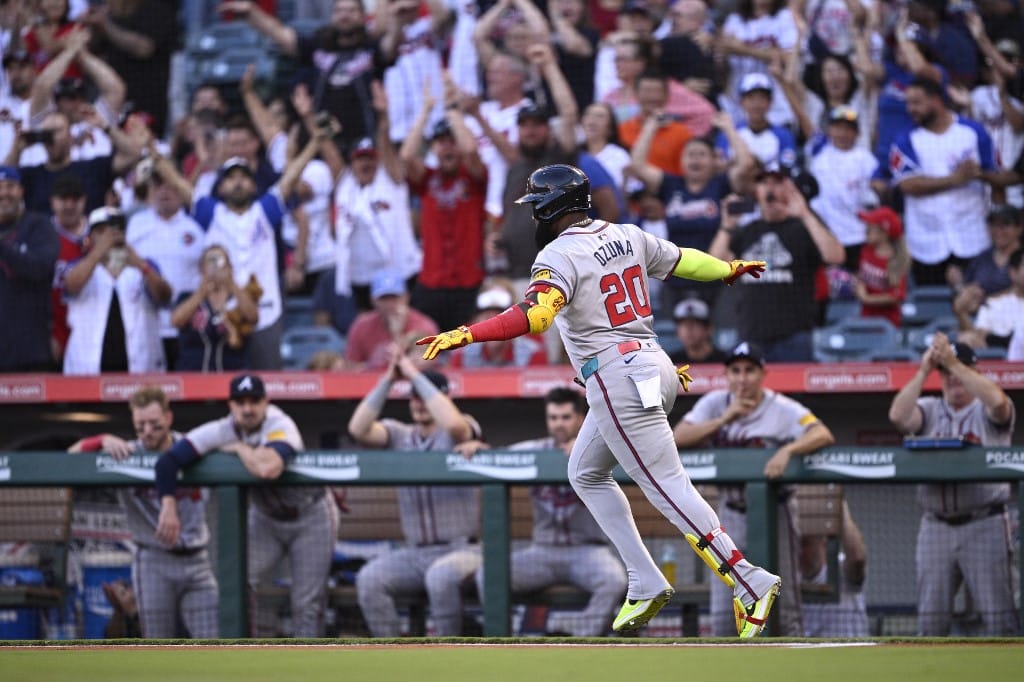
[515,164,591,224]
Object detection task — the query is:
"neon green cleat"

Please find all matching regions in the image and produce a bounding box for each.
[613,588,675,633]
[734,579,781,638]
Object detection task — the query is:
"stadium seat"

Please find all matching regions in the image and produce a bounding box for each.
[904,315,960,353]
[283,296,316,330]
[824,299,860,326]
[188,48,277,87]
[868,348,919,362]
[186,22,266,56]
[974,346,1008,360]
[900,285,954,327]
[713,327,739,352]
[813,317,902,362]
[281,325,346,370]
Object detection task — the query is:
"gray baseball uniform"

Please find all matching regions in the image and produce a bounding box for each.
[532,220,779,612]
[356,418,482,637]
[682,388,815,636]
[185,405,336,637]
[475,436,627,636]
[801,553,869,637]
[116,433,218,639]
[911,396,1018,636]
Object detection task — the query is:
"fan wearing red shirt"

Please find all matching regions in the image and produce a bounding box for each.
[855,207,909,327]
[400,99,487,332]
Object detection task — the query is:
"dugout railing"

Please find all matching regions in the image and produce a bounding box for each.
[0,447,1022,637]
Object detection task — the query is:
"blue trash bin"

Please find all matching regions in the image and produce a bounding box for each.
[81,552,132,639]
[0,566,45,639]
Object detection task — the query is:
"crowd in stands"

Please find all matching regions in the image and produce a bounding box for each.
[4,0,1024,374]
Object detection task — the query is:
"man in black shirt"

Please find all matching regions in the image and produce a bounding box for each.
[709,165,844,361]
[219,0,406,150]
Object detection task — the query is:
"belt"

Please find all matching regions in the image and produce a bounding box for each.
[152,545,204,557]
[580,340,658,382]
[932,503,1007,526]
[933,503,1006,526]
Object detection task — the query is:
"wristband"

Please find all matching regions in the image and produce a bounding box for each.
[364,374,392,413]
[410,372,441,401]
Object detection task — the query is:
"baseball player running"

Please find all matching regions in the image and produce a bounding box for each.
[418,164,781,637]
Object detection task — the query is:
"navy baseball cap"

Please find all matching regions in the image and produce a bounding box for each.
[516,104,549,124]
[952,342,977,367]
[2,49,31,68]
[54,78,87,99]
[725,342,766,368]
[412,370,449,398]
[430,119,454,141]
[0,166,21,183]
[230,374,266,400]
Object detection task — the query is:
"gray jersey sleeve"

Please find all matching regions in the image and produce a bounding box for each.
[185,416,237,455]
[683,391,730,424]
[261,405,304,450]
[532,249,578,304]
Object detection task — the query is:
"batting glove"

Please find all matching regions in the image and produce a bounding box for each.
[416,326,475,360]
[676,364,694,392]
[724,259,767,286]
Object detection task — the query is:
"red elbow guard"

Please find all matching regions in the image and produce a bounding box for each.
[467,305,530,342]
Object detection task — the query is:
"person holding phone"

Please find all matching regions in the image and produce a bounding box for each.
[630,109,758,309]
[170,245,259,372]
[63,207,172,374]
[708,163,845,362]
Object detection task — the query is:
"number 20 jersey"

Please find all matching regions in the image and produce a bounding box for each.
[532,220,681,370]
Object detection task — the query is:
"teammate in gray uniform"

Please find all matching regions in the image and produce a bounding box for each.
[674,342,836,636]
[348,348,483,637]
[889,333,1019,636]
[457,387,628,636]
[155,374,336,638]
[69,386,219,639]
[418,164,781,637]
[800,501,869,637]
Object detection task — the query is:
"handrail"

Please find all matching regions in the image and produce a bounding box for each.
[2,446,1022,637]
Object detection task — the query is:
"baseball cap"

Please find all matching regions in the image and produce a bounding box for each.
[412,370,449,398]
[621,0,651,14]
[739,73,773,96]
[951,342,977,367]
[857,206,903,240]
[2,49,31,68]
[219,156,254,178]
[370,269,406,299]
[229,373,267,400]
[516,103,549,124]
[87,206,126,232]
[54,78,86,99]
[725,341,765,368]
[828,105,859,127]
[430,119,454,141]
[987,203,1021,226]
[0,166,21,184]
[673,298,710,323]
[476,287,513,311]
[350,137,377,159]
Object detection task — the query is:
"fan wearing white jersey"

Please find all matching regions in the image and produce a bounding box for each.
[417,163,781,637]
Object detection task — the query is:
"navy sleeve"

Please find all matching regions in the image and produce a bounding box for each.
[266,440,297,464]
[155,438,201,497]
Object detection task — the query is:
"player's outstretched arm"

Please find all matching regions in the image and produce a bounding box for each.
[672,247,766,285]
[418,282,565,360]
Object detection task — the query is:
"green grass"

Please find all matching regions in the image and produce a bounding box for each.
[1,639,1022,682]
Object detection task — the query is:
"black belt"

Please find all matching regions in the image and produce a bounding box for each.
[415,537,478,548]
[933,504,1006,526]
[162,546,205,556]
